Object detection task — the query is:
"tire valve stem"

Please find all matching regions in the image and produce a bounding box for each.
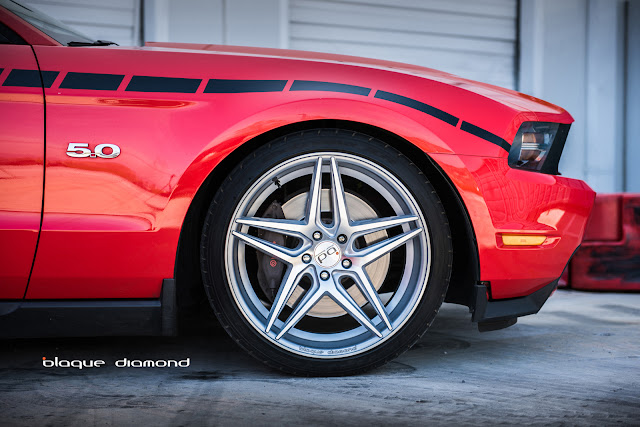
[272,177,281,188]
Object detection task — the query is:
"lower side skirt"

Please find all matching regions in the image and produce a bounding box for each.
[0,279,176,338]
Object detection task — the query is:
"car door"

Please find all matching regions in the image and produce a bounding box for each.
[0,2,179,301]
[0,41,45,299]
[24,44,179,300]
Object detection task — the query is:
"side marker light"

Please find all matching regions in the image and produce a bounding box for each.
[502,234,547,246]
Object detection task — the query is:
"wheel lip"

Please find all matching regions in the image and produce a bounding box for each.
[224,151,432,359]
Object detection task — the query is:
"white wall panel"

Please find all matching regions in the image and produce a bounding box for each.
[584,0,626,192]
[626,0,640,192]
[22,0,140,46]
[290,0,518,89]
[520,0,589,185]
[165,0,224,44]
[143,0,285,48]
[330,0,518,18]
[520,0,630,192]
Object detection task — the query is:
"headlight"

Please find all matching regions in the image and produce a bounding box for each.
[508,122,571,174]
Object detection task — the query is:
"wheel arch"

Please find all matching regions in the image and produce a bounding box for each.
[174,119,479,327]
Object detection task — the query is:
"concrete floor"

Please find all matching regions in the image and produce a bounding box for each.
[1,289,639,426]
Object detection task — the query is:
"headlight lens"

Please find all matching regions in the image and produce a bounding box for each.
[508,122,560,172]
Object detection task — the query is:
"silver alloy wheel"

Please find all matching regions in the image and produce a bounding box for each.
[225,153,431,358]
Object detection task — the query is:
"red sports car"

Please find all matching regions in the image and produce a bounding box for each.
[0,0,594,375]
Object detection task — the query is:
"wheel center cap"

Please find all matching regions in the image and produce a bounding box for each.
[314,240,341,268]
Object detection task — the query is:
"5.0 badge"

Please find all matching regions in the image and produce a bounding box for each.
[66,143,121,159]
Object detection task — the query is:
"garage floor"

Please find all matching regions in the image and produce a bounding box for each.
[1,289,639,426]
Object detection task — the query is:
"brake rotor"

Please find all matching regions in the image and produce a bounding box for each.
[280,190,390,318]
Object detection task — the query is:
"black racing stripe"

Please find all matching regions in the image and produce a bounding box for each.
[290,80,371,96]
[60,72,124,90]
[204,79,287,93]
[126,75,202,93]
[461,121,511,152]
[41,71,59,88]
[2,69,59,88]
[375,90,459,127]
[3,69,42,87]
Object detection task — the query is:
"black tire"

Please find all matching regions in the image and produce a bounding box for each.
[201,129,452,376]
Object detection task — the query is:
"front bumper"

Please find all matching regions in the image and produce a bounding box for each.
[471,245,581,331]
[432,154,596,300]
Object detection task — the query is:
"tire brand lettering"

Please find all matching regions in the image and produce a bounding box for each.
[327,346,357,355]
[298,346,325,355]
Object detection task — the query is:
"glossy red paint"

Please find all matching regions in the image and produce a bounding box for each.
[0,45,45,299]
[0,10,595,303]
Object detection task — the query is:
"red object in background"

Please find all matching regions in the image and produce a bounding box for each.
[567,194,640,291]
[583,195,624,242]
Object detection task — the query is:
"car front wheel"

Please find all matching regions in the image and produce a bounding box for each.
[201,129,452,375]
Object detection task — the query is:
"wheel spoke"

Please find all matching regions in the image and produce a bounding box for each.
[329,157,350,228]
[276,282,324,340]
[266,264,307,333]
[349,215,418,235]
[235,217,308,236]
[330,278,382,337]
[231,230,297,264]
[353,270,392,330]
[305,157,324,228]
[354,228,423,265]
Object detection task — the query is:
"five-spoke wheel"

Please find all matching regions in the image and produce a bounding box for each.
[201,129,452,375]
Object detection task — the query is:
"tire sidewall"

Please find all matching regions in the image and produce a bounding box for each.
[201,129,452,376]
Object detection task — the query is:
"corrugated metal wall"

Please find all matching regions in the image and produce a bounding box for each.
[20,0,517,89]
[289,0,518,89]
[22,0,140,46]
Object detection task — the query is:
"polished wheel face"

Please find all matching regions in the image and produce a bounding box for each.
[225,153,430,358]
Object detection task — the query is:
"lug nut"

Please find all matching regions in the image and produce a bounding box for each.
[320,271,330,281]
[313,231,323,240]
[302,254,312,263]
[341,259,352,269]
[337,234,347,244]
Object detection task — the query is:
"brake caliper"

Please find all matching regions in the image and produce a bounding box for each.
[256,201,287,301]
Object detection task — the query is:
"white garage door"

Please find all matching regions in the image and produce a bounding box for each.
[290,0,518,89]
[22,0,140,47]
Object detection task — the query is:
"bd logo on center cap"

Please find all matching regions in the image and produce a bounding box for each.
[314,241,340,268]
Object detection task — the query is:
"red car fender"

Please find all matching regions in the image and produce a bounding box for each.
[173,97,456,205]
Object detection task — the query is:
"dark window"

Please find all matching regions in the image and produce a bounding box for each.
[0,21,27,44]
[1,0,94,45]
